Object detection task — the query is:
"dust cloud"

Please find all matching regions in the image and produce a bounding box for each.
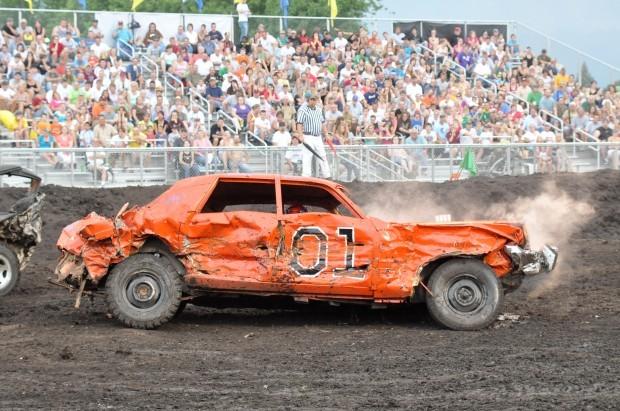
[362,181,595,296]
[362,186,451,223]
[480,182,594,297]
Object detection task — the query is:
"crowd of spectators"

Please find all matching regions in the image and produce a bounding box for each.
[1,12,620,182]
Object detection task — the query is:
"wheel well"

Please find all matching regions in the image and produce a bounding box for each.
[412,255,483,302]
[100,237,185,289]
[137,237,186,276]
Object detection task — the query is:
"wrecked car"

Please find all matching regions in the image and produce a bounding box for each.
[0,166,44,296]
[54,174,557,330]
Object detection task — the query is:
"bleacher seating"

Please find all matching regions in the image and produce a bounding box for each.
[1,11,618,186]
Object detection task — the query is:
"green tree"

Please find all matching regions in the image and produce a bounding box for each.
[580,62,595,87]
[5,0,381,41]
[5,0,380,16]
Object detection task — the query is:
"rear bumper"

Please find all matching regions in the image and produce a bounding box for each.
[504,244,558,275]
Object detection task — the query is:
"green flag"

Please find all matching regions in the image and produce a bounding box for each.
[460,148,478,176]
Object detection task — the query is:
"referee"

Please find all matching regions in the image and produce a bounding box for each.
[295,93,331,178]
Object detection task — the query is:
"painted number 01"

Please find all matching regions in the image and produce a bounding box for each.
[290,227,355,276]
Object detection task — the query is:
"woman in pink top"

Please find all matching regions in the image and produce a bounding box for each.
[49,91,64,110]
[467,30,480,49]
[192,129,213,167]
[55,125,75,169]
[172,54,189,80]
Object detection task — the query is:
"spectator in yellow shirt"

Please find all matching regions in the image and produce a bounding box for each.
[554,68,570,88]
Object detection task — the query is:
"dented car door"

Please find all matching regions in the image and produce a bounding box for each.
[179,179,280,291]
[275,182,378,298]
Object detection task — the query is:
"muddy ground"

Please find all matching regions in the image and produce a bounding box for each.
[1,171,619,409]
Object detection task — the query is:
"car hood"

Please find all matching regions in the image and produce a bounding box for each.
[370,217,526,245]
[369,217,526,279]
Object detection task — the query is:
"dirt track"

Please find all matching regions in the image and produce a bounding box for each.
[1,172,619,409]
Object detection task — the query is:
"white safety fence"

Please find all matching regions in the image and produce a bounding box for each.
[0,142,618,187]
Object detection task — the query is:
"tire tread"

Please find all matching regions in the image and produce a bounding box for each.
[0,244,20,297]
[105,254,183,329]
[425,258,504,331]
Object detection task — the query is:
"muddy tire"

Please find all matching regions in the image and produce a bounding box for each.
[106,254,183,329]
[426,258,503,331]
[0,244,19,297]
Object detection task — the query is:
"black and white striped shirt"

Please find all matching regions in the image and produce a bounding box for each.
[296,104,325,136]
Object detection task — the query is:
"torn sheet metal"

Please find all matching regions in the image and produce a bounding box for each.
[1,192,44,270]
[55,174,547,302]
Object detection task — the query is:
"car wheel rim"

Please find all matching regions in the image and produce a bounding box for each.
[447,275,486,313]
[0,255,13,292]
[125,273,161,309]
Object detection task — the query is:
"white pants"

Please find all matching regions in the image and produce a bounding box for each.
[301,134,331,178]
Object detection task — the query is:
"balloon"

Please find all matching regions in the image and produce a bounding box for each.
[0,110,18,131]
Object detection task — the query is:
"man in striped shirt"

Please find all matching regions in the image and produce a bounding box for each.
[296,94,331,178]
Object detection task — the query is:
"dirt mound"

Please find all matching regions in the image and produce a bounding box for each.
[1,171,619,409]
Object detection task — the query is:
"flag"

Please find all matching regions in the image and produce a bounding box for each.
[78,0,87,9]
[132,0,144,11]
[25,0,33,12]
[460,148,478,176]
[195,0,203,12]
[329,0,338,22]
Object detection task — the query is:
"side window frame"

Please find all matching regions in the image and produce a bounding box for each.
[279,182,361,218]
[198,178,278,214]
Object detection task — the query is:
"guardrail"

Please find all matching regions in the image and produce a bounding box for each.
[0,142,617,187]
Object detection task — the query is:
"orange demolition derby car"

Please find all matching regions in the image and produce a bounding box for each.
[54,174,557,330]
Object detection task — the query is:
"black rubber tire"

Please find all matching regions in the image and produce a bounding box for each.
[425,258,504,331]
[0,244,20,297]
[105,254,183,329]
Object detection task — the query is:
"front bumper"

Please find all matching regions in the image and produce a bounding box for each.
[504,244,558,275]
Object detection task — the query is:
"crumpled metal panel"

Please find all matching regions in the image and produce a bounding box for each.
[0,192,45,270]
[55,175,525,301]
[366,219,523,298]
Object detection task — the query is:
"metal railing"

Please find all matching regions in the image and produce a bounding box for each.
[473,75,498,95]
[245,130,268,147]
[217,109,241,135]
[508,92,530,112]
[1,142,618,187]
[416,44,467,81]
[117,38,134,60]
[539,109,563,134]
[139,54,159,80]
[164,72,184,100]
[188,89,212,133]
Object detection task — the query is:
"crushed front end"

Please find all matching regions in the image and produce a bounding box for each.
[0,166,44,271]
[504,244,559,275]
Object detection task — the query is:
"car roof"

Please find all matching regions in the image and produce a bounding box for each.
[156,173,362,218]
[174,173,345,191]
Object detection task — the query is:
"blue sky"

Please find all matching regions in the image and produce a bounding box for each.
[374,0,619,83]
